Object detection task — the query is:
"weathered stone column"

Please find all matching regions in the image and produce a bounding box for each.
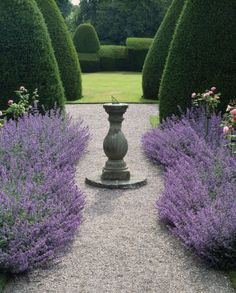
[102,103,130,181]
[85,103,147,189]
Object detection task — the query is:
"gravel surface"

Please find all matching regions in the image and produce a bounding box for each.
[5,104,234,293]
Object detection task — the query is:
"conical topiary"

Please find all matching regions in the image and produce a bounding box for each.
[159,0,236,121]
[0,0,65,110]
[73,23,100,54]
[36,0,82,101]
[142,0,185,100]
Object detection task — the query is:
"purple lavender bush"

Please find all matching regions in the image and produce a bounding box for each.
[0,113,89,273]
[142,108,236,269]
[142,109,224,168]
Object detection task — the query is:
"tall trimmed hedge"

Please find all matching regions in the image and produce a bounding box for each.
[142,0,185,100]
[159,0,236,121]
[73,23,100,54]
[78,53,100,73]
[0,0,65,110]
[99,45,127,71]
[126,38,153,72]
[36,0,82,101]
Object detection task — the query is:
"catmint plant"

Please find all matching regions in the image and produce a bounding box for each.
[142,107,236,269]
[0,112,89,273]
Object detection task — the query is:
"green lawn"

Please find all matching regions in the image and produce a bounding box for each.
[67,72,158,104]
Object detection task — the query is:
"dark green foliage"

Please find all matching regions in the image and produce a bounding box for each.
[91,0,165,44]
[126,38,153,72]
[79,0,100,25]
[0,0,65,110]
[142,0,185,100]
[73,23,100,53]
[78,53,100,72]
[99,45,128,71]
[126,38,153,50]
[159,0,236,121]
[55,0,72,17]
[36,0,82,101]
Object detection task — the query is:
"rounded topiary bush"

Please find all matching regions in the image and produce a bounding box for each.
[73,23,100,54]
[0,0,65,110]
[142,0,185,100]
[36,0,82,101]
[159,0,236,121]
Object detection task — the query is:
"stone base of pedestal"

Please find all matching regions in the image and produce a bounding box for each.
[85,174,147,189]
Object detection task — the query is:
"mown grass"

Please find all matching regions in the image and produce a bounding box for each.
[67,72,158,104]
[149,115,159,128]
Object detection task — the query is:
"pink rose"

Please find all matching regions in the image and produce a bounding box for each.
[191,92,196,98]
[203,92,210,97]
[223,126,230,134]
[208,91,214,95]
[230,108,236,117]
[211,87,216,91]
[8,100,13,106]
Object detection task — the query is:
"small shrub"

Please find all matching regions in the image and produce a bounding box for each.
[126,38,153,72]
[0,113,89,273]
[99,45,128,71]
[5,86,39,121]
[78,53,100,73]
[73,23,100,54]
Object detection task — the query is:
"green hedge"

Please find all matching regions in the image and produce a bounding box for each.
[0,0,65,110]
[36,0,82,101]
[99,45,128,71]
[142,0,185,100]
[126,38,153,72]
[73,23,100,53]
[159,0,236,121]
[78,53,100,73]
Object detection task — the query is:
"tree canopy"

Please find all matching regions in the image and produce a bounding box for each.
[77,0,170,44]
[55,0,72,17]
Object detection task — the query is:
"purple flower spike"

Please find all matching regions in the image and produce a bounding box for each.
[0,112,89,273]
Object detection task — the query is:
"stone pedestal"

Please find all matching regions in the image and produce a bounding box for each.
[85,103,147,189]
[102,104,130,181]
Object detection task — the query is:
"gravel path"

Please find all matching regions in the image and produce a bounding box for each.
[5,104,234,293]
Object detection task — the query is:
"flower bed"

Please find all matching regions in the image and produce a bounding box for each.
[0,113,89,273]
[142,109,236,269]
